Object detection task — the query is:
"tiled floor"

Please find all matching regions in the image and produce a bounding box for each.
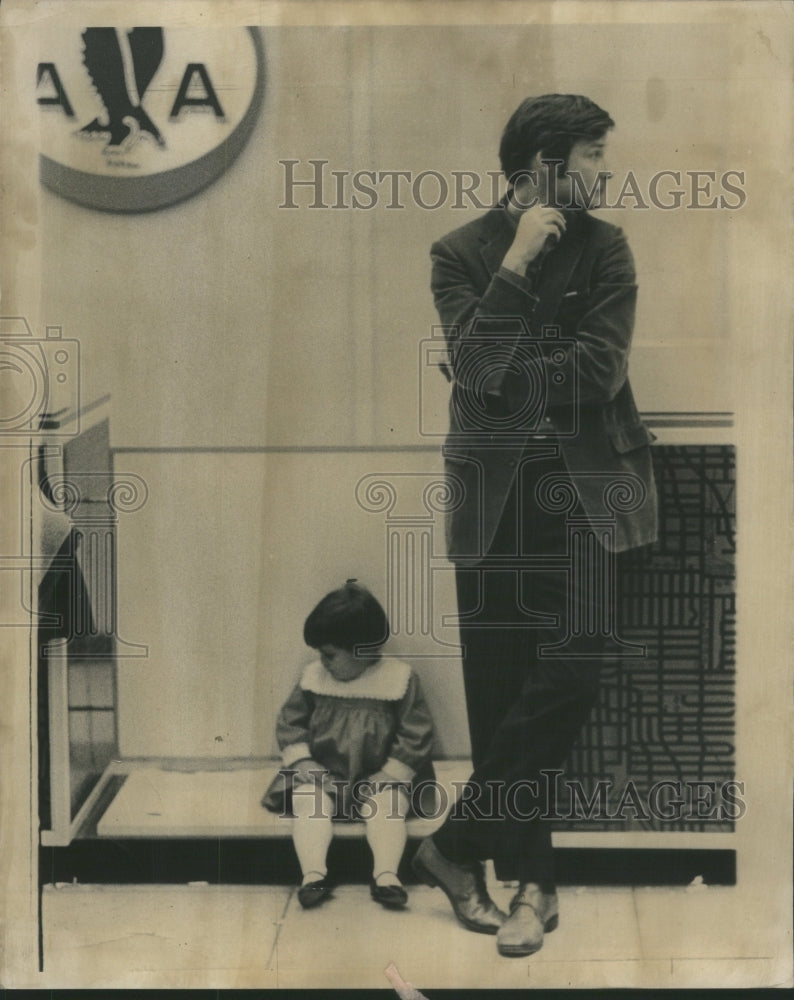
[39,879,785,990]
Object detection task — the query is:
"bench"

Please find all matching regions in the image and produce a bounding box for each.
[95,758,471,839]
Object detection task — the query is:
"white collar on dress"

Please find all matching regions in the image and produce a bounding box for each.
[300,657,411,701]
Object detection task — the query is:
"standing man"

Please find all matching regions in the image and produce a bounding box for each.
[413,94,658,957]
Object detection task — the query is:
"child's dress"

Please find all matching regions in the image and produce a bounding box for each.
[262,656,436,818]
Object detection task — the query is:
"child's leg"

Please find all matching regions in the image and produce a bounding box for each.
[291,786,334,884]
[363,786,409,886]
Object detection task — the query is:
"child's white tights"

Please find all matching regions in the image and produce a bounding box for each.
[364,787,408,887]
[291,785,408,887]
[291,789,335,885]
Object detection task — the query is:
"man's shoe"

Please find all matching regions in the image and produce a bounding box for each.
[411,837,507,935]
[496,883,559,957]
[297,875,333,909]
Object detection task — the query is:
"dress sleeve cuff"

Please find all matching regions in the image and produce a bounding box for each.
[281,742,312,768]
[382,757,416,783]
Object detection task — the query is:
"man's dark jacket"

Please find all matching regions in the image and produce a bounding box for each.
[431,203,658,564]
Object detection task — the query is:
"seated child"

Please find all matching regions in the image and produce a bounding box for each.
[262,580,436,909]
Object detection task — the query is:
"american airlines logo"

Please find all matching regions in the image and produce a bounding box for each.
[37,26,265,212]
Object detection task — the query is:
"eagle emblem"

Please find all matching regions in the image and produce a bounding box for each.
[78,27,166,150]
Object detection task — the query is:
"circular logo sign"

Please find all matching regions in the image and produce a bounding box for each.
[38,27,265,212]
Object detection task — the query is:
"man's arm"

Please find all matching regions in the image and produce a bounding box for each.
[559,229,638,404]
[430,204,565,350]
[430,225,637,407]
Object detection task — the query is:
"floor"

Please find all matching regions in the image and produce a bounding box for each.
[33,760,787,989]
[39,878,780,990]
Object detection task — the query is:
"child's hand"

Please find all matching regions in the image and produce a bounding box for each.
[366,768,409,790]
[291,758,328,786]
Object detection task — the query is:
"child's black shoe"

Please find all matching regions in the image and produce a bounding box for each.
[297,875,333,909]
[370,874,408,909]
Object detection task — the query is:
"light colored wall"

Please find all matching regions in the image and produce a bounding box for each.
[115,450,467,757]
[34,24,741,758]
[40,24,739,450]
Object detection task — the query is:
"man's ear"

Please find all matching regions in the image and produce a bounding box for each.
[509,157,541,200]
[528,151,544,173]
[536,149,566,176]
[508,168,540,211]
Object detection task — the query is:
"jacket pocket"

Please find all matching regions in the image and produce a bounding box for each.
[608,422,657,454]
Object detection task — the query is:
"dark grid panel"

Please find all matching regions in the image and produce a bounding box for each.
[554,445,736,832]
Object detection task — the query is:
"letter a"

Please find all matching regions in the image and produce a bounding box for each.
[170,64,225,119]
[37,63,75,117]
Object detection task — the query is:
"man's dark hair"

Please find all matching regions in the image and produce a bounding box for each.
[499,94,614,184]
[303,580,390,651]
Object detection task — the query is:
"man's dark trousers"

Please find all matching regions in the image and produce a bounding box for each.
[433,449,609,890]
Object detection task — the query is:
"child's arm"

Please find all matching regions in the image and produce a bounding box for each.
[370,671,436,785]
[276,682,325,775]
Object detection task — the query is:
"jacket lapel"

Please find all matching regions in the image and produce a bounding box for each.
[533,212,587,329]
[478,205,514,275]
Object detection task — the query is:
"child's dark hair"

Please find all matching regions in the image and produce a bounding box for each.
[499,94,614,184]
[303,580,390,651]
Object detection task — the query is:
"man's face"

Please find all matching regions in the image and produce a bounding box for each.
[557,135,611,209]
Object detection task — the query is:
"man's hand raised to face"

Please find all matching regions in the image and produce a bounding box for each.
[502,203,567,275]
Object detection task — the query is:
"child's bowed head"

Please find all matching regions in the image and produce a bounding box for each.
[303,579,391,655]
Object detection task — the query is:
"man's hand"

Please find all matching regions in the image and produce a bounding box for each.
[502,204,567,274]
